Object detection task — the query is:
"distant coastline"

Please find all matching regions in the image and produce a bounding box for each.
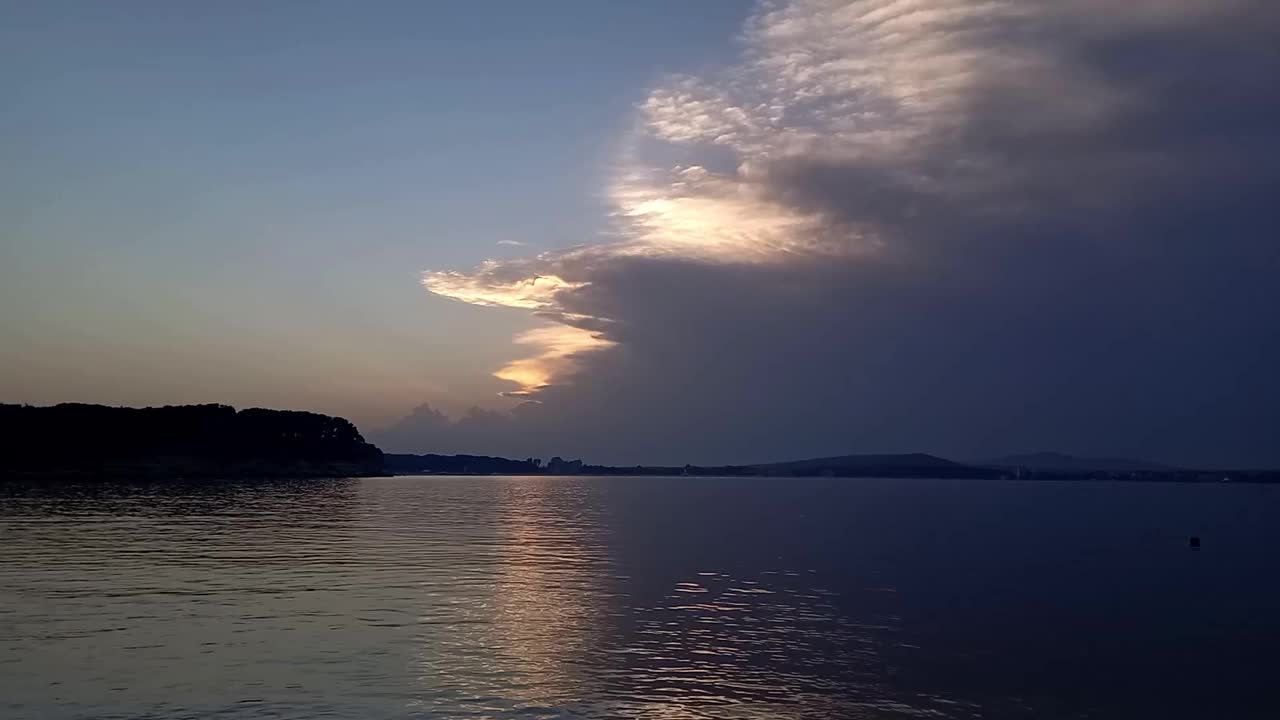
[389,451,1280,483]
[5,403,1276,483]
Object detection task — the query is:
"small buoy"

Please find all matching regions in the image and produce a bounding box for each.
[1189,536,1201,549]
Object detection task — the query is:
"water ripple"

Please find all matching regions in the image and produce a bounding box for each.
[3,476,1278,719]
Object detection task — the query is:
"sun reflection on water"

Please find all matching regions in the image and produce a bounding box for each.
[405,477,969,719]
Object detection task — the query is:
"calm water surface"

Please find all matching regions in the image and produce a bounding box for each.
[2,476,1277,719]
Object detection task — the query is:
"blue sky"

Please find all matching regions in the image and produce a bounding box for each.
[1,1,755,424]
[4,1,1278,466]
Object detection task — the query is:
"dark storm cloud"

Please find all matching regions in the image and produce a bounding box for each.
[401,0,1280,467]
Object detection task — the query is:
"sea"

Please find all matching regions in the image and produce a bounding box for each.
[1,475,1277,719]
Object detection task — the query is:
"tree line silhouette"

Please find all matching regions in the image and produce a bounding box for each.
[1,403,383,477]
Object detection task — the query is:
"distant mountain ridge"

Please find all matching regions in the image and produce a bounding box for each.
[385,451,993,478]
[984,452,1176,472]
[385,453,541,475]
[388,450,1279,482]
[580,452,1000,479]
[6,402,1275,482]
[757,452,965,470]
[744,453,990,477]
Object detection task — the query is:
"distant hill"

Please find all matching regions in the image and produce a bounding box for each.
[385,453,541,475]
[232,442,1277,483]
[755,452,970,474]
[11,405,1267,483]
[985,452,1175,473]
[1,403,384,479]
[580,453,1002,479]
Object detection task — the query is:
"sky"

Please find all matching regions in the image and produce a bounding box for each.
[4,1,1279,468]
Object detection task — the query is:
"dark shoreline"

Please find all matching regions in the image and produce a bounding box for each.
[5,470,1276,484]
[1,464,386,482]
[1,403,385,480]
[6,403,1276,484]
[386,452,1280,483]
[384,473,1278,483]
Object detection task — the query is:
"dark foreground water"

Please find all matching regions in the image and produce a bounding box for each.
[1,476,1277,719]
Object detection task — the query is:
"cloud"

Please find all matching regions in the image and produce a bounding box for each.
[376,402,545,459]
[496,240,527,246]
[424,260,584,310]
[409,0,1280,466]
[493,324,615,398]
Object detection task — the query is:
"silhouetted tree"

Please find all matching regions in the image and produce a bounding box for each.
[0,403,383,476]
